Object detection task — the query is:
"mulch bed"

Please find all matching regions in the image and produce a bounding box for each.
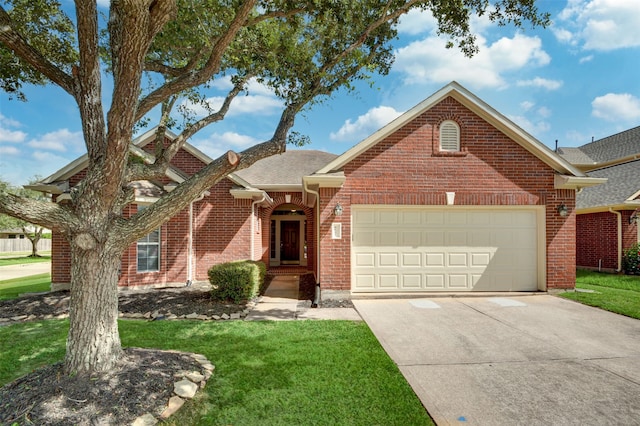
[0,348,204,426]
[0,273,354,424]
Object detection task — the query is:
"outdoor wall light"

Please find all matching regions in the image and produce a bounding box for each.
[557,204,569,217]
[334,202,343,216]
[629,211,638,225]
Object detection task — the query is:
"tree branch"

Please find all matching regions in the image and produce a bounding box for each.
[0,193,79,234]
[135,0,257,121]
[0,6,75,95]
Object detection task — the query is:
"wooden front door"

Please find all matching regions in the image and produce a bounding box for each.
[281,221,300,263]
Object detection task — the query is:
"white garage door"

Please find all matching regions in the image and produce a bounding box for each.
[351,206,542,292]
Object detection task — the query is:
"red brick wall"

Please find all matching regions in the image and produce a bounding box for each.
[193,178,254,281]
[319,96,576,291]
[577,210,639,271]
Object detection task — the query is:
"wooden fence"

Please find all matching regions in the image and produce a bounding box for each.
[0,238,51,253]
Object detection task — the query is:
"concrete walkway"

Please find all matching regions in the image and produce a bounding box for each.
[245,275,361,321]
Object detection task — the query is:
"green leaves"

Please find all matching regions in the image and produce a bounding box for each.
[0,0,77,100]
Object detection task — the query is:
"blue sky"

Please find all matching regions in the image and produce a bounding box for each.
[1,0,639,186]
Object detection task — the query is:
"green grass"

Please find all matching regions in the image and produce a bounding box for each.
[558,270,640,319]
[0,273,51,300]
[0,320,433,426]
[0,255,51,267]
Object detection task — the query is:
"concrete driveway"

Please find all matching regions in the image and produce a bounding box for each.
[353,295,640,425]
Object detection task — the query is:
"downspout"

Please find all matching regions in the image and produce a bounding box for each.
[304,180,321,308]
[609,208,622,272]
[251,192,267,260]
[187,193,206,286]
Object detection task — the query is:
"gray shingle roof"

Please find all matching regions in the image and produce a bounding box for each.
[580,125,640,163]
[556,147,595,165]
[234,150,338,186]
[577,159,640,209]
[560,125,640,167]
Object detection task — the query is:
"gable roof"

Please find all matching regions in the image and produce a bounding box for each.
[576,159,640,211]
[316,81,587,180]
[558,125,640,170]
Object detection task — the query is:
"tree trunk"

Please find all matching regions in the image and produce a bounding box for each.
[64,239,123,375]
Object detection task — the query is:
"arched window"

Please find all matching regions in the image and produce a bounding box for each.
[439,120,460,152]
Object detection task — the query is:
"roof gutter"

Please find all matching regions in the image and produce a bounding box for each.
[554,175,608,190]
[609,208,623,272]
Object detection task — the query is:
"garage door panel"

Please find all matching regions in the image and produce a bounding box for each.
[426,274,445,288]
[447,231,468,245]
[352,207,540,292]
[353,230,375,246]
[379,274,399,288]
[448,274,469,288]
[403,274,422,288]
[425,231,445,245]
[355,252,375,267]
[402,253,422,267]
[379,252,399,267]
[378,231,398,246]
[426,252,445,266]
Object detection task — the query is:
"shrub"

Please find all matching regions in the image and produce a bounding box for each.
[208,260,266,303]
[622,243,640,275]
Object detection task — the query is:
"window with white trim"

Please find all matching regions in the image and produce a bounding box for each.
[137,229,160,272]
[439,120,460,152]
[136,205,160,272]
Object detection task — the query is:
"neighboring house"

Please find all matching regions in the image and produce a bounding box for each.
[0,226,51,239]
[30,82,602,294]
[558,126,640,272]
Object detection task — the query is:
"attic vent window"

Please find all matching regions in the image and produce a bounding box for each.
[439,120,460,152]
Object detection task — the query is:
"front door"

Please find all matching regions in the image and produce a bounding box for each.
[281,221,300,264]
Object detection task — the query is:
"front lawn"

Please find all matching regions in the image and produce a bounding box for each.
[558,270,640,320]
[0,319,433,426]
[0,273,51,300]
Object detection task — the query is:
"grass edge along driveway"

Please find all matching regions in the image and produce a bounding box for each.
[558,269,640,320]
[0,319,434,426]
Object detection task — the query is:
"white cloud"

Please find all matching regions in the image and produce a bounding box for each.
[520,101,535,111]
[192,131,259,159]
[32,151,72,165]
[579,55,594,64]
[0,145,20,155]
[591,93,640,122]
[516,77,563,91]
[556,0,640,51]
[394,33,549,89]
[397,8,437,35]
[537,106,552,118]
[330,106,403,142]
[0,113,27,143]
[180,78,282,119]
[0,126,27,143]
[28,129,84,152]
[509,114,550,136]
[0,114,22,128]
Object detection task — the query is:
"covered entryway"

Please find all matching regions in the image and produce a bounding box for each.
[269,204,308,267]
[351,206,544,292]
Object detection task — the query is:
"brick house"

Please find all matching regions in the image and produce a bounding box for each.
[558,126,640,272]
[33,82,602,294]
